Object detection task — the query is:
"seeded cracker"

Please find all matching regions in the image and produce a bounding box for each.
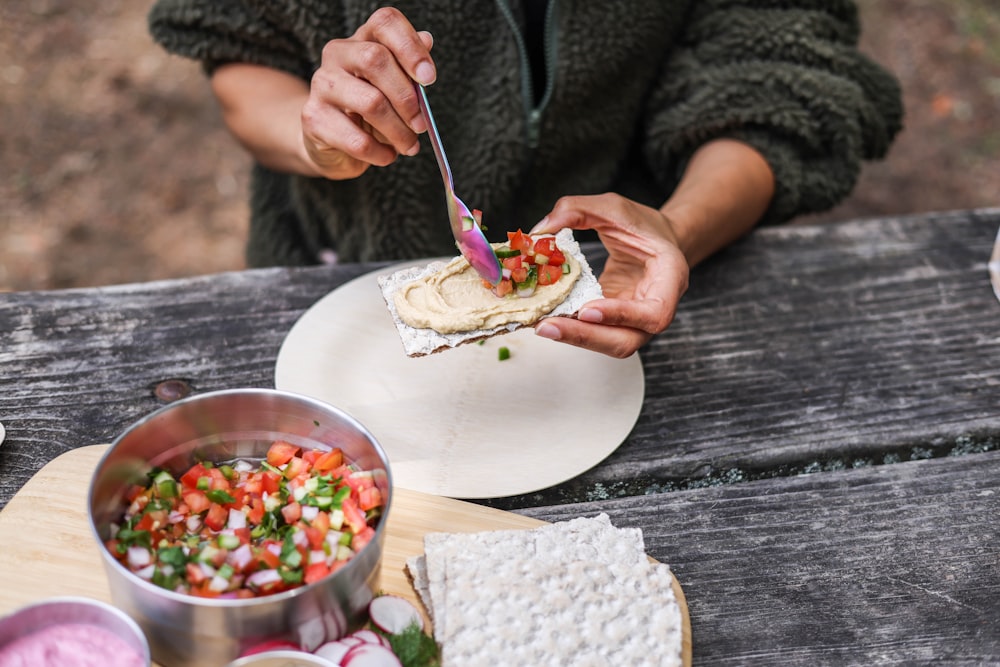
[410,514,682,666]
[378,228,603,357]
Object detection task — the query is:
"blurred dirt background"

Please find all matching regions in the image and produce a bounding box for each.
[1,0,999,292]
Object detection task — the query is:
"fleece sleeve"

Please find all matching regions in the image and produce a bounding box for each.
[147,0,314,80]
[643,0,903,224]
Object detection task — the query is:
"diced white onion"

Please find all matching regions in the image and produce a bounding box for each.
[227,508,247,530]
[233,460,254,473]
[135,564,156,580]
[247,569,282,589]
[292,530,308,548]
[309,550,327,565]
[199,562,217,578]
[228,544,254,571]
[168,510,185,524]
[209,575,229,593]
[186,515,203,533]
[502,268,512,280]
[301,505,319,522]
[266,542,282,557]
[127,546,151,569]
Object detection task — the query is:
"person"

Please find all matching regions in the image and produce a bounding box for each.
[148,1,902,358]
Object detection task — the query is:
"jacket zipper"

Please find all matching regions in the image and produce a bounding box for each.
[494,0,558,148]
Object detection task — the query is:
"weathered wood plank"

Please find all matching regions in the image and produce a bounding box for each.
[2,209,999,511]
[492,208,1000,508]
[518,451,1000,665]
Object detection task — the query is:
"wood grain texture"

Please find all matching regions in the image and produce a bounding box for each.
[520,450,1000,665]
[2,209,999,514]
[0,446,691,665]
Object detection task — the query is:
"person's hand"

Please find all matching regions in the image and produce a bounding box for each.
[530,194,690,358]
[302,7,436,180]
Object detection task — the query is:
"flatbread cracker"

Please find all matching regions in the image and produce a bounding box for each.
[378,229,602,357]
[407,513,682,666]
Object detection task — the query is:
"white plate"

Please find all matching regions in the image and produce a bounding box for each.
[275,262,645,498]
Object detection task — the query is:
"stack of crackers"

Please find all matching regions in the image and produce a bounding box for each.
[405,514,683,666]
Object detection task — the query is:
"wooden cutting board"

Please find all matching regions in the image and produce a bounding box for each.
[0,446,691,665]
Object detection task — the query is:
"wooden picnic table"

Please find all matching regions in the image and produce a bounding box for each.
[2,207,999,664]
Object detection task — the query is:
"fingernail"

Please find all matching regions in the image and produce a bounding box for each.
[415,61,436,85]
[535,322,560,340]
[403,140,420,156]
[578,308,603,323]
[408,114,427,134]
[529,216,549,234]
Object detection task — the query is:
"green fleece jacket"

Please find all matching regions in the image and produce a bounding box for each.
[148,0,903,267]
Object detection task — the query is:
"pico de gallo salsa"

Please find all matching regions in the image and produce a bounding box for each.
[105,440,384,599]
[484,227,571,298]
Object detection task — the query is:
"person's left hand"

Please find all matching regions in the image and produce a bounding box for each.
[530,193,690,358]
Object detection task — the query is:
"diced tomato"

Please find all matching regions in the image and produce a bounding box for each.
[266,441,300,467]
[304,526,326,551]
[549,247,566,265]
[261,471,282,496]
[186,562,208,585]
[135,509,168,532]
[511,266,528,283]
[282,456,308,480]
[537,264,563,286]
[342,496,368,534]
[358,487,382,512]
[494,278,513,297]
[243,473,263,495]
[310,510,331,535]
[207,467,231,491]
[180,463,211,490]
[257,546,281,570]
[502,255,524,270]
[313,448,344,473]
[205,503,228,531]
[507,229,532,254]
[246,498,265,525]
[124,484,146,503]
[533,236,557,257]
[304,562,331,585]
[301,449,322,466]
[183,490,211,514]
[281,501,302,525]
[351,526,375,553]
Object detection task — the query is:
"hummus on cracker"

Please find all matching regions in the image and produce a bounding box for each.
[393,248,582,334]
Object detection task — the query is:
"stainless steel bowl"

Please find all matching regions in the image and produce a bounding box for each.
[0,596,151,665]
[87,389,393,667]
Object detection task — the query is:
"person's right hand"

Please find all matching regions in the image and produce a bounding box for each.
[302,7,436,180]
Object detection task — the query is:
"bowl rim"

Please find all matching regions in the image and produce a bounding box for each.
[86,387,393,607]
[0,595,151,660]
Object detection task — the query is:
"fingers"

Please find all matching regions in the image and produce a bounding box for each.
[304,7,436,177]
[535,315,653,359]
[356,7,436,86]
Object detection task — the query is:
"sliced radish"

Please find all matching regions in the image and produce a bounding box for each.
[239,639,300,656]
[349,629,390,648]
[368,595,424,634]
[314,640,353,663]
[338,636,364,648]
[340,643,402,667]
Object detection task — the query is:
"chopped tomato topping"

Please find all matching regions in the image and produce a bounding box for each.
[266,440,300,467]
[108,441,384,599]
[538,264,563,286]
[304,562,331,585]
[313,448,344,472]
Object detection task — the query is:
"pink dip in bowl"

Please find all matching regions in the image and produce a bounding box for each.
[0,623,145,667]
[0,598,149,667]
